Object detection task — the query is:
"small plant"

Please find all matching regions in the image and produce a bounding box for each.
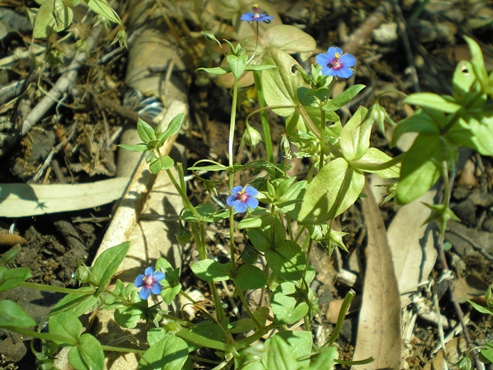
[2,1,493,369]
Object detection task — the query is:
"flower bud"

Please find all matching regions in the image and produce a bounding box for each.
[175,225,193,244]
[241,123,263,149]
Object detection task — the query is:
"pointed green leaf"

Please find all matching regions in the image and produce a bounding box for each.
[190,259,231,282]
[397,135,447,204]
[0,267,31,292]
[464,36,488,93]
[150,156,174,174]
[233,265,266,291]
[137,118,156,143]
[322,84,366,112]
[49,312,81,344]
[405,93,461,113]
[271,282,309,325]
[68,333,104,370]
[227,54,248,80]
[50,287,98,316]
[139,334,188,370]
[298,158,365,224]
[85,0,121,25]
[340,106,369,161]
[92,241,130,289]
[157,113,184,146]
[0,300,36,328]
[263,49,309,116]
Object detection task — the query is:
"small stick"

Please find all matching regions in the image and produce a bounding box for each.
[21,26,103,135]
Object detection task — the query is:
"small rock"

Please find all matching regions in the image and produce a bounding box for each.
[372,22,398,44]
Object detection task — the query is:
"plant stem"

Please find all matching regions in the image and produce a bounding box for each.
[253,71,274,163]
[325,289,355,347]
[228,79,239,169]
[319,108,326,171]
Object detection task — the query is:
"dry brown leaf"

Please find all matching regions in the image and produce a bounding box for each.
[352,182,401,369]
[386,189,438,307]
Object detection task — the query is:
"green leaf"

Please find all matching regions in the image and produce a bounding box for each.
[237,214,276,230]
[139,334,188,369]
[246,218,285,252]
[263,48,309,116]
[340,106,370,161]
[261,334,299,370]
[34,0,73,38]
[190,259,231,282]
[150,156,174,174]
[390,109,441,148]
[265,240,306,281]
[467,113,493,156]
[114,306,146,328]
[480,342,493,363]
[397,135,450,204]
[271,283,309,325]
[157,113,184,147]
[308,346,338,370]
[160,282,182,305]
[118,143,148,152]
[49,312,81,344]
[262,25,317,61]
[405,93,461,114]
[351,148,400,178]
[0,267,32,292]
[229,318,257,334]
[276,331,312,368]
[464,36,488,93]
[245,65,278,72]
[321,84,366,112]
[0,300,36,328]
[50,287,98,317]
[233,265,266,291]
[1,248,21,265]
[196,67,229,75]
[227,54,248,80]
[68,333,104,370]
[453,60,477,103]
[85,0,121,25]
[91,241,130,289]
[298,158,365,224]
[137,118,157,143]
[467,300,493,315]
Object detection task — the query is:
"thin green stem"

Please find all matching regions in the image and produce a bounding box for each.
[6,327,78,346]
[166,168,200,220]
[236,288,262,328]
[253,71,274,163]
[319,109,326,171]
[100,345,144,355]
[228,79,239,169]
[325,289,356,347]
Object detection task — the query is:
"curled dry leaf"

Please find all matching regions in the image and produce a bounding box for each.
[352,182,401,369]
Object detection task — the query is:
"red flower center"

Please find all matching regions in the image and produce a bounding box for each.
[328,52,343,70]
[237,190,249,202]
[143,275,155,287]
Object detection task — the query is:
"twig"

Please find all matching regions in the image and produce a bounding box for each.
[436,233,485,370]
[21,26,103,135]
[391,0,420,92]
[29,123,78,184]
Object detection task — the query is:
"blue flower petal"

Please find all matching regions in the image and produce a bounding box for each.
[321,66,336,76]
[144,266,154,276]
[226,195,236,206]
[139,287,151,300]
[327,46,343,59]
[233,201,248,213]
[244,186,258,197]
[340,54,356,67]
[151,283,163,295]
[315,53,331,67]
[134,274,144,287]
[335,67,353,79]
[241,12,255,21]
[231,186,243,196]
[154,271,166,281]
[245,197,259,209]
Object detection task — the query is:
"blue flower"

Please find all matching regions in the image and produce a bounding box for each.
[227,186,259,213]
[134,267,165,300]
[316,47,356,79]
[241,4,274,23]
